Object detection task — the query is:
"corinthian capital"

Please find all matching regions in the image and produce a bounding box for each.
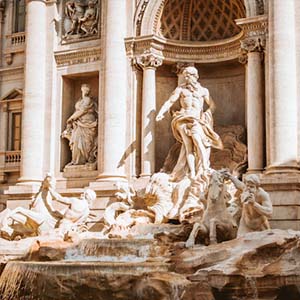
[136,51,163,69]
[0,0,5,10]
[240,36,266,53]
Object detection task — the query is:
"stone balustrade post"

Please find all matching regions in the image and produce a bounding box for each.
[136,51,163,177]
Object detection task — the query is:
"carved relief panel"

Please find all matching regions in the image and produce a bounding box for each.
[62,0,101,42]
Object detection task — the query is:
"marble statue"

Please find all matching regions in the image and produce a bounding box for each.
[156,66,223,182]
[65,0,85,35]
[0,174,61,240]
[185,170,237,247]
[64,0,99,38]
[224,172,272,237]
[0,174,96,240]
[78,0,99,36]
[47,187,96,238]
[62,83,98,167]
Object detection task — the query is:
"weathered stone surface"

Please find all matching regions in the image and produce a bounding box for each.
[173,229,300,300]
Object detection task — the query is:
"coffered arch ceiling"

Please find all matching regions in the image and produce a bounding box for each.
[158,0,246,42]
[135,0,265,37]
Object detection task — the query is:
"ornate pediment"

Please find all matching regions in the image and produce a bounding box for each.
[0,88,23,102]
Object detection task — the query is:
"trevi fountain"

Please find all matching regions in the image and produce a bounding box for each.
[0,66,299,300]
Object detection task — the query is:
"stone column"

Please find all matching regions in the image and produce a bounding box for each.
[236,16,267,173]
[137,51,163,177]
[241,38,265,173]
[18,0,47,184]
[0,103,8,182]
[0,0,5,67]
[96,0,128,181]
[266,0,298,173]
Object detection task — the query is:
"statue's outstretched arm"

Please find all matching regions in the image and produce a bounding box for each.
[49,188,72,205]
[156,87,181,121]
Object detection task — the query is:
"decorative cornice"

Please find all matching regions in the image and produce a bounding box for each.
[136,50,163,69]
[236,15,267,53]
[54,47,101,67]
[125,33,243,64]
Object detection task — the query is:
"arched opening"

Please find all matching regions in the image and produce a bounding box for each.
[127,0,266,177]
[154,0,247,173]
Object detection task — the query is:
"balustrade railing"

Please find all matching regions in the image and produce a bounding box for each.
[5,151,21,164]
[11,32,26,46]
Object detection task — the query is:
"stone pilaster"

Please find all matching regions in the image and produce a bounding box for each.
[95,0,128,183]
[237,16,267,173]
[265,0,298,174]
[0,0,5,67]
[17,0,48,185]
[136,51,162,177]
[0,103,8,183]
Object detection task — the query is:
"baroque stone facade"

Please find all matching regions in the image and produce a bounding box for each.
[0,0,299,233]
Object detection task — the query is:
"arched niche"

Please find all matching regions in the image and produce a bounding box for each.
[128,0,266,173]
[135,0,265,37]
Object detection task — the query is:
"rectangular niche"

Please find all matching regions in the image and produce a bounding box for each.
[60,72,99,176]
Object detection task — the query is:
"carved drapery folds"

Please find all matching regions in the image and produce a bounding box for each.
[62,0,100,42]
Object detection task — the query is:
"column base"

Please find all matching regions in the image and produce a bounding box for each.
[246,168,264,174]
[96,174,127,182]
[17,177,43,185]
[139,173,152,178]
[264,164,299,175]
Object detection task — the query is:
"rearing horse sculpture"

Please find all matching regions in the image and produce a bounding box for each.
[185,170,237,247]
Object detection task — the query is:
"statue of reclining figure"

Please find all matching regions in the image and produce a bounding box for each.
[0,174,96,240]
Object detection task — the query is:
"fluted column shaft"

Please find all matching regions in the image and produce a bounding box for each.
[18,0,47,183]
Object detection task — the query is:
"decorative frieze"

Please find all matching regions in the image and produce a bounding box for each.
[54,47,101,67]
[125,33,243,64]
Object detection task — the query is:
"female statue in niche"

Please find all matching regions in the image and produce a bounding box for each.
[62,83,98,167]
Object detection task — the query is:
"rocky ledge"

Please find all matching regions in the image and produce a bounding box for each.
[0,229,300,299]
